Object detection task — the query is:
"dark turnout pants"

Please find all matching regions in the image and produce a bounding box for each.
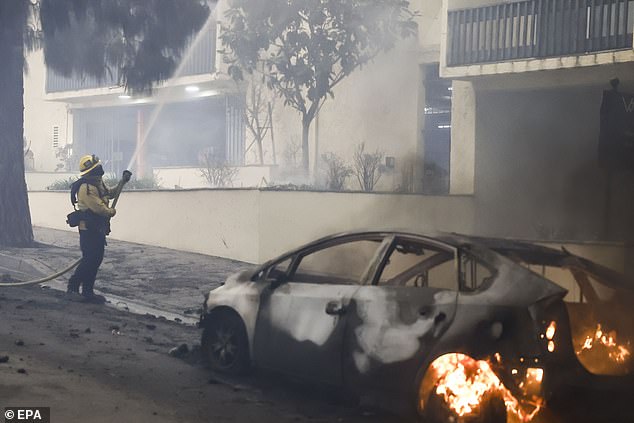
[68,229,106,295]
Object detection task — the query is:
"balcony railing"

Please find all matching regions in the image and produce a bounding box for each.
[46,23,216,93]
[447,0,634,66]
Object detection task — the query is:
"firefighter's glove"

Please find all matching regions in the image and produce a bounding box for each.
[107,208,116,218]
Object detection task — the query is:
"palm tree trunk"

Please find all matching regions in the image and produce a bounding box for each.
[0,0,34,246]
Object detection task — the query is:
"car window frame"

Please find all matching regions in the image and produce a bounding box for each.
[370,235,459,290]
[457,247,499,293]
[252,233,391,286]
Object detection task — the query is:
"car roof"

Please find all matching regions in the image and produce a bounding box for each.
[314,230,633,291]
[307,229,567,259]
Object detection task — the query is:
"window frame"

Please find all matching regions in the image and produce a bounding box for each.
[252,233,391,286]
[457,249,498,293]
[370,235,459,290]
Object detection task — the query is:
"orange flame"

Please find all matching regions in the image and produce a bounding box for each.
[429,353,543,422]
[545,321,556,340]
[577,324,631,364]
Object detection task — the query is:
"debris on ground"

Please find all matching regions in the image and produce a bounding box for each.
[169,343,189,357]
[0,355,9,363]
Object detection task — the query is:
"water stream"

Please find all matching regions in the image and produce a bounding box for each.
[126,13,218,173]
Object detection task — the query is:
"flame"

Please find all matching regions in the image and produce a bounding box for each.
[545,321,556,340]
[426,353,543,422]
[577,324,631,364]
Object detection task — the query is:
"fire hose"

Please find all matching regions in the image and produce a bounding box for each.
[0,170,132,287]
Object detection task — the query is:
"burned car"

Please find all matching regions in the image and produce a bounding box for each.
[200,231,633,422]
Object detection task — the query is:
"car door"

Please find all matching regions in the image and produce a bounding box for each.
[252,234,390,386]
[342,235,459,391]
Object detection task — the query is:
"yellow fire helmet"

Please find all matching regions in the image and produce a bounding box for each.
[79,154,101,176]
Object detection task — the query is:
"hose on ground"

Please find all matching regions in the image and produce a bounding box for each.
[0,258,81,287]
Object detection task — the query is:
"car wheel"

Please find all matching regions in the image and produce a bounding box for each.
[201,312,250,374]
[416,353,508,423]
[423,388,507,423]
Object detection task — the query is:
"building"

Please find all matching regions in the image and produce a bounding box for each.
[24,10,250,189]
[440,0,634,243]
[24,0,634,247]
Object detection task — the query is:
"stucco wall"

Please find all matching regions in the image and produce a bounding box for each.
[23,50,70,172]
[153,165,275,189]
[28,189,475,264]
[256,190,475,262]
[26,172,76,191]
[418,0,443,48]
[267,35,424,191]
[28,189,631,275]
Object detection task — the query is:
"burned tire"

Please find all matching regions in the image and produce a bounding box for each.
[422,388,507,423]
[416,353,508,423]
[201,312,250,374]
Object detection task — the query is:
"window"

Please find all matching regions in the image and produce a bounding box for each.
[291,238,384,285]
[460,254,495,292]
[377,239,457,290]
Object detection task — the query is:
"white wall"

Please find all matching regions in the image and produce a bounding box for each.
[153,165,276,189]
[28,189,630,273]
[256,190,475,261]
[23,50,70,172]
[26,171,76,191]
[252,0,443,190]
[28,189,475,264]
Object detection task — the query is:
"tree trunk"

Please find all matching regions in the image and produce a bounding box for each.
[257,138,264,165]
[301,117,311,172]
[0,0,34,247]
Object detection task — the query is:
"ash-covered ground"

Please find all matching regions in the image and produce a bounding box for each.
[0,228,396,423]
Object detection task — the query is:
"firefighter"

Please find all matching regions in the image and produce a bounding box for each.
[67,154,117,303]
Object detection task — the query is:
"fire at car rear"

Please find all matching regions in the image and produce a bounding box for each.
[418,238,634,423]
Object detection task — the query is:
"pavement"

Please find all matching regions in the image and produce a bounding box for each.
[0,226,251,324]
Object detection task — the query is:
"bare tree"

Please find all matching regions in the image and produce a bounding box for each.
[353,143,384,192]
[54,143,75,172]
[199,150,239,188]
[321,152,352,191]
[282,136,302,168]
[220,0,417,172]
[244,76,274,165]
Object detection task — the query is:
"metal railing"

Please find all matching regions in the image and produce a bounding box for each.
[447,0,634,66]
[46,23,216,93]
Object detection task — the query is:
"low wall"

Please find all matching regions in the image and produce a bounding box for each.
[153,165,276,189]
[26,172,75,191]
[28,189,475,264]
[29,189,630,274]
